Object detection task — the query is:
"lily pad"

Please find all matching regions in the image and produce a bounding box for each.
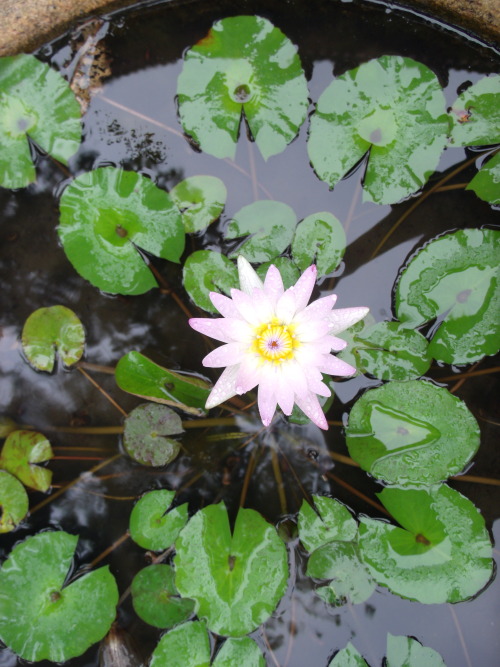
[123,403,183,466]
[292,212,346,276]
[174,502,288,636]
[213,637,265,666]
[183,250,238,313]
[150,621,210,667]
[129,489,188,551]
[308,542,376,606]
[0,53,81,189]
[449,75,500,146]
[21,305,85,372]
[467,151,500,205]
[358,485,493,603]
[336,313,376,373]
[0,471,28,534]
[308,55,448,204]
[0,531,118,662]
[298,496,357,553]
[226,200,297,263]
[345,380,479,486]
[58,167,184,295]
[256,256,300,288]
[395,228,500,365]
[177,15,308,160]
[351,321,431,381]
[386,634,446,667]
[329,642,368,667]
[131,564,194,629]
[116,351,211,416]
[170,175,227,233]
[0,430,53,491]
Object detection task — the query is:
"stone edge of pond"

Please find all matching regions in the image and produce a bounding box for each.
[0,0,498,58]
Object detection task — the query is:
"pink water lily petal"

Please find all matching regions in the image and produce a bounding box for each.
[275,372,295,415]
[298,293,338,321]
[291,264,317,311]
[258,373,278,426]
[294,319,330,342]
[304,365,331,397]
[276,289,297,324]
[263,264,285,305]
[281,360,310,401]
[202,342,245,368]
[328,307,369,334]
[295,392,328,430]
[205,365,239,409]
[189,317,249,343]
[237,256,263,295]
[235,356,261,394]
[249,287,275,323]
[210,292,240,319]
[230,289,261,325]
[319,354,357,377]
[329,336,348,352]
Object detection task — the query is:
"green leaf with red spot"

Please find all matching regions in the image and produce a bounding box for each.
[0,430,53,491]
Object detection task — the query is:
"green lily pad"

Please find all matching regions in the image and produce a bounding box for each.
[0,430,53,491]
[213,637,265,666]
[131,564,194,629]
[129,489,188,551]
[395,228,500,365]
[21,305,85,372]
[256,257,300,288]
[226,200,297,263]
[336,313,376,373]
[308,541,376,606]
[116,351,211,416]
[386,634,446,667]
[449,75,500,146]
[329,642,368,667]
[345,380,479,486]
[308,55,448,204]
[0,54,81,189]
[467,151,500,205]
[58,167,184,295]
[358,485,493,603]
[177,15,308,160]
[170,175,227,233]
[0,531,118,662]
[183,250,238,313]
[351,321,431,381]
[0,471,28,534]
[174,502,288,636]
[123,403,183,466]
[298,496,357,553]
[150,621,210,667]
[292,212,346,277]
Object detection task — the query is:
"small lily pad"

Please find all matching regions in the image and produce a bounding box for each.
[116,351,211,416]
[213,637,265,666]
[150,621,210,667]
[308,55,448,204]
[174,502,288,636]
[183,250,239,313]
[329,642,368,666]
[58,167,184,295]
[395,228,500,365]
[123,403,183,466]
[171,175,227,233]
[0,531,118,662]
[386,634,446,667]
[336,313,376,373]
[0,471,29,534]
[358,485,493,603]
[467,151,500,205]
[21,305,85,372]
[177,15,308,160]
[449,75,500,146]
[0,54,81,189]
[298,496,357,553]
[256,257,300,288]
[131,564,194,629]
[0,430,53,491]
[346,380,479,486]
[351,321,431,381]
[129,489,188,551]
[292,212,346,277]
[226,200,297,263]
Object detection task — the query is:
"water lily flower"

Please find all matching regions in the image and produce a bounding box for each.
[189,257,369,429]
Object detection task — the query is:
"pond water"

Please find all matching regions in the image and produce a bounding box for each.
[0,0,499,665]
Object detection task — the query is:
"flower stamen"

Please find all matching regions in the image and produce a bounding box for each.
[253,321,298,363]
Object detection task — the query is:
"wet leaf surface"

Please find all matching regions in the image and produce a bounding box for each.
[183,250,238,312]
[449,74,500,146]
[308,55,448,204]
[292,212,346,276]
[298,496,357,553]
[346,380,480,486]
[58,167,184,295]
[386,634,446,667]
[174,502,288,636]
[0,429,53,491]
[358,485,493,603]
[329,642,368,666]
[131,564,194,629]
[170,175,227,233]
[212,637,265,666]
[21,305,85,372]
[256,256,300,288]
[0,54,81,188]
[150,620,210,667]
[123,403,183,466]
[395,228,500,364]
[177,15,308,160]
[467,151,500,205]
[0,471,28,533]
[0,531,118,662]
[129,489,188,551]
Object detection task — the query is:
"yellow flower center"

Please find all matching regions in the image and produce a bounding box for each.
[252,320,299,363]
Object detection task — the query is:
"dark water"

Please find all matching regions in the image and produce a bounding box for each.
[0,0,499,665]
